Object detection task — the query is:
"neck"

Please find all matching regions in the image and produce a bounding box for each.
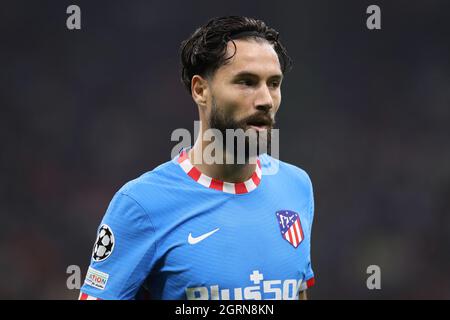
[188,135,257,183]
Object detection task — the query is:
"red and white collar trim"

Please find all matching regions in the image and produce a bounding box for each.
[177,150,262,194]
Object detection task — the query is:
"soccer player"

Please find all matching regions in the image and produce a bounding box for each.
[79,16,315,300]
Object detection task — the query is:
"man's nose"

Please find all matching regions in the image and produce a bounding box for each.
[254,84,273,113]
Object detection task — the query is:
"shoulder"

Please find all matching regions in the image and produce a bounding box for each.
[260,154,313,191]
[118,158,180,198]
[104,156,190,219]
[99,158,182,228]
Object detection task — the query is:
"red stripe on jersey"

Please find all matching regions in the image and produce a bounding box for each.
[79,292,101,300]
[209,178,224,191]
[234,182,248,194]
[306,277,315,288]
[187,167,201,181]
[177,149,262,194]
[287,228,294,246]
[251,172,261,186]
[80,293,88,300]
[291,224,299,246]
[178,150,188,163]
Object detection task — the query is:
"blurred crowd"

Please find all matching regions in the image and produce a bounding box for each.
[1,0,449,299]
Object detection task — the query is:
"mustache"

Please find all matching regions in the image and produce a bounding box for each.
[241,113,275,128]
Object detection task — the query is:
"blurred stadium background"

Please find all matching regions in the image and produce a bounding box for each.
[1,0,449,299]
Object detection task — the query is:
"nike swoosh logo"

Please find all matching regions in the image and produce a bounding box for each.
[188,228,220,245]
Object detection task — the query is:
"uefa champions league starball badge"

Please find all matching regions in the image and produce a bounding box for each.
[92,224,115,262]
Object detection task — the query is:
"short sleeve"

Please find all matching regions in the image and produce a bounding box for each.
[80,192,157,300]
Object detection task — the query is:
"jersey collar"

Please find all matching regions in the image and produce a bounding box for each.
[177,149,262,194]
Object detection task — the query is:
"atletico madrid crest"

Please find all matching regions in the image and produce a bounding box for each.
[276,210,304,248]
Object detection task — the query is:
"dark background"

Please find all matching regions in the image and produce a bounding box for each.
[1,0,449,299]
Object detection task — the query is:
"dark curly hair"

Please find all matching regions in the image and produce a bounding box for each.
[180,16,292,94]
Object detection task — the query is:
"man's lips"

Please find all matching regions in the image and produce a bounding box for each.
[246,118,273,131]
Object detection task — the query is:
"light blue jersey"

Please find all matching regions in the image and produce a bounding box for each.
[80,150,315,300]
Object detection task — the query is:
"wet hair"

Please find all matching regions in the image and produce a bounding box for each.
[180,16,292,94]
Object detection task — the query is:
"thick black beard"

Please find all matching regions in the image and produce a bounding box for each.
[208,98,272,162]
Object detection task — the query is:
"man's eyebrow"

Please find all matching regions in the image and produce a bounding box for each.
[232,71,283,80]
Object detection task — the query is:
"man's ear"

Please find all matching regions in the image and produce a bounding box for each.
[191,75,209,107]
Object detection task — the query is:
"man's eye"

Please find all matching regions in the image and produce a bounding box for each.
[270,81,280,88]
[237,79,253,86]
